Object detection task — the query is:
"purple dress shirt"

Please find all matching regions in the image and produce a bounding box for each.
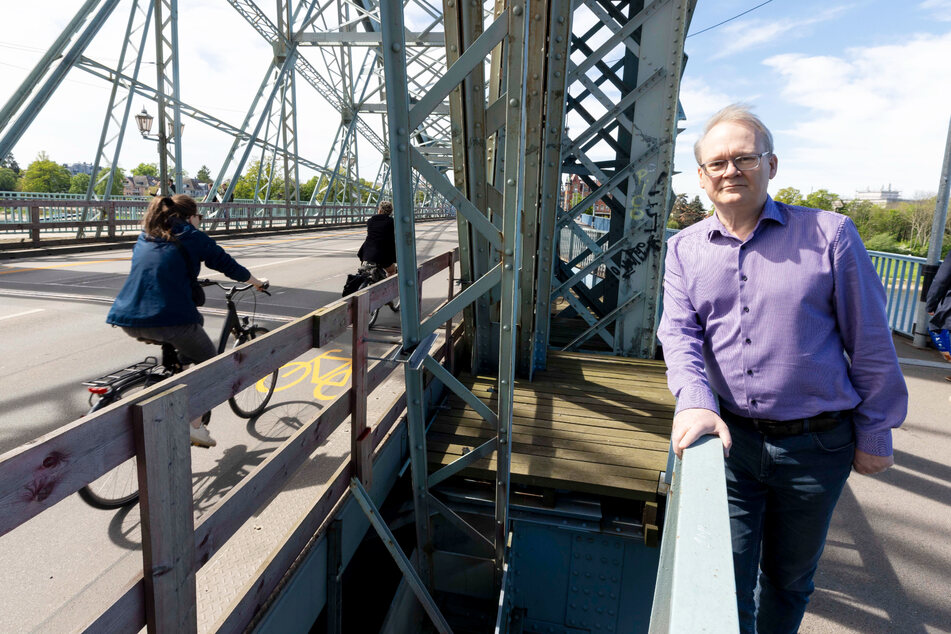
[657,197,907,457]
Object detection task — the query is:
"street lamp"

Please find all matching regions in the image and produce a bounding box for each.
[134,106,182,141]
[134,107,154,138]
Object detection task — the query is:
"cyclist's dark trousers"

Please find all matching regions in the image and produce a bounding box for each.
[120,323,216,365]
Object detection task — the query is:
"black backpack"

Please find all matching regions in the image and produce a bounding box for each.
[342,272,366,297]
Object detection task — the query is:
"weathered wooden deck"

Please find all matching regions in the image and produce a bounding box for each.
[428,351,674,501]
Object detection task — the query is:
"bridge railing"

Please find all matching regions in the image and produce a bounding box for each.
[649,436,738,632]
[0,249,459,632]
[0,198,455,249]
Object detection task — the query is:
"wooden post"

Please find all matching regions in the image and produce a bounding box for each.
[29,204,40,246]
[350,293,372,487]
[133,384,198,633]
[107,203,116,239]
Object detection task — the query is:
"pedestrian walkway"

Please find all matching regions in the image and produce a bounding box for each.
[801,335,951,633]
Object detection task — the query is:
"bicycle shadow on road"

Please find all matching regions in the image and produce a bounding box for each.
[245,399,323,442]
[105,443,275,551]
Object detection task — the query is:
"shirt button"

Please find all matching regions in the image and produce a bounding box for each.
[743,306,750,313]
[741,275,748,281]
[745,338,752,344]
[746,369,753,375]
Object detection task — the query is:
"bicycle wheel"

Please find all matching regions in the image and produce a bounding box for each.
[78,378,151,509]
[227,326,279,418]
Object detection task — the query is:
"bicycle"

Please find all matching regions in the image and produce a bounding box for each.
[78,280,279,509]
[355,261,399,328]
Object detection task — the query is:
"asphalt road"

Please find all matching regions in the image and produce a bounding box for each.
[0,220,459,632]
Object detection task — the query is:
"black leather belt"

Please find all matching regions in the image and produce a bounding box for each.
[721,408,848,437]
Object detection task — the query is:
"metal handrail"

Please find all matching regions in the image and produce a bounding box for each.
[649,436,738,633]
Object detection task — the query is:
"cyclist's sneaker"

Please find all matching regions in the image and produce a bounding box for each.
[190,425,217,448]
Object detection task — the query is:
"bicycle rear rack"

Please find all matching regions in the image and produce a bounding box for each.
[83,356,160,388]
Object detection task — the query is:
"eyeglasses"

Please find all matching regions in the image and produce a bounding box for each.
[700,151,771,177]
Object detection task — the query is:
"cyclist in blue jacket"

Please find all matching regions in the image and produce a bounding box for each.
[107,194,267,447]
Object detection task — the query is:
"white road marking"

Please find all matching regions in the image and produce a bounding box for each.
[0,308,44,321]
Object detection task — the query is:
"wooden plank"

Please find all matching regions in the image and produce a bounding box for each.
[351,292,371,487]
[445,397,673,428]
[430,418,669,451]
[547,350,669,366]
[442,409,671,439]
[427,437,668,473]
[431,440,663,481]
[134,385,197,633]
[456,388,674,416]
[426,453,657,500]
[469,377,673,399]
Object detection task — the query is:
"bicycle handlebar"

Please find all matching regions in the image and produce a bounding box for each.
[198,279,271,296]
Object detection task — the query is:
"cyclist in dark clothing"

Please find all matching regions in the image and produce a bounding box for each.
[926,255,951,381]
[357,200,398,275]
[107,194,267,447]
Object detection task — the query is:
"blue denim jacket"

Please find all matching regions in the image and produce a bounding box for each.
[107,222,250,327]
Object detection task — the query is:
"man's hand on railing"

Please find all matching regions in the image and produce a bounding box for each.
[671,408,732,459]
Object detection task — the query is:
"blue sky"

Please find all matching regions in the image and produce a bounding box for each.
[2,1,951,207]
[673,0,951,204]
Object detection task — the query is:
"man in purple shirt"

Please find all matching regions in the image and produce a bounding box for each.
[657,104,907,633]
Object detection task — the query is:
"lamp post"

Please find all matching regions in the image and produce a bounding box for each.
[134,106,183,195]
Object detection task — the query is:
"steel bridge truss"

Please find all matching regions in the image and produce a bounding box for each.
[0,0,455,223]
[361,0,691,629]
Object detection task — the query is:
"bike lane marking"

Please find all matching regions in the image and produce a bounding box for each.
[256,348,353,401]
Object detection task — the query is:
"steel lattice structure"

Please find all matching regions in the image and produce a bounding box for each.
[0,0,692,628]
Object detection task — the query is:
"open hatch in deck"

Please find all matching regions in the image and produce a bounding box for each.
[428,350,675,501]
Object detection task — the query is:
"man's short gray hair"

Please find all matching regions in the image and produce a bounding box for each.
[693,103,774,163]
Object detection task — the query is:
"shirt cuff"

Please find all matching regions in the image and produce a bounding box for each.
[855,430,892,457]
[674,385,719,416]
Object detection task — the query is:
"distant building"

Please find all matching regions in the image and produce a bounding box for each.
[66,162,94,176]
[562,175,612,216]
[854,185,904,207]
[123,174,160,197]
[182,178,210,199]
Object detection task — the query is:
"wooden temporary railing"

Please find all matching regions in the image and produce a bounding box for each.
[0,249,458,632]
[0,198,455,249]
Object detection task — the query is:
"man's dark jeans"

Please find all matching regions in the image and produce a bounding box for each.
[724,416,855,634]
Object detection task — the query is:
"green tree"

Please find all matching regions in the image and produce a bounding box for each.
[94,167,126,196]
[802,189,840,211]
[0,167,18,191]
[1,152,20,174]
[131,162,158,177]
[69,172,91,194]
[774,187,803,206]
[233,161,285,200]
[196,165,211,182]
[671,194,707,228]
[19,152,71,192]
[300,175,320,203]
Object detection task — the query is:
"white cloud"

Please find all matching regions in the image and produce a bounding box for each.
[761,31,951,198]
[919,0,951,21]
[675,29,951,204]
[711,5,854,60]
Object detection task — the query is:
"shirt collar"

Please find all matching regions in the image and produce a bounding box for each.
[706,195,786,241]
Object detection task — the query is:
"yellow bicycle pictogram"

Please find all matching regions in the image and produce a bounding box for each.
[256,349,353,401]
